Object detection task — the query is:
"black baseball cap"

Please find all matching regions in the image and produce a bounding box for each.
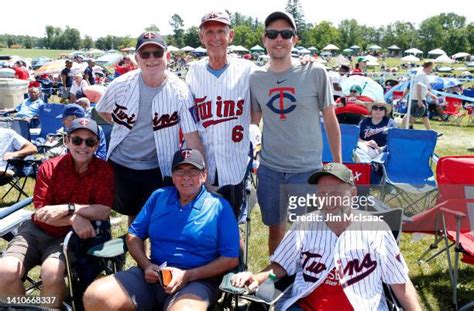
[67,118,99,138]
[172,149,206,171]
[135,32,167,52]
[264,11,297,31]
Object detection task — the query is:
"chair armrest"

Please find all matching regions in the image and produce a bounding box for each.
[87,235,128,258]
[439,207,466,219]
[0,197,33,219]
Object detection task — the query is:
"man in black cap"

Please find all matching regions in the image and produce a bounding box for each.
[96,31,204,225]
[0,118,114,309]
[84,149,239,311]
[60,60,73,103]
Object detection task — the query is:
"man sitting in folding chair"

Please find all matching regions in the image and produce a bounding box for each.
[0,118,114,309]
[231,163,421,311]
[83,149,240,311]
[0,127,37,180]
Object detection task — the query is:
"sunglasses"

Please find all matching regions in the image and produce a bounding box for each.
[70,136,98,147]
[173,168,202,177]
[350,90,359,94]
[372,106,386,111]
[264,29,295,40]
[139,49,165,59]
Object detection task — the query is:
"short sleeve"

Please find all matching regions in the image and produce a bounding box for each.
[217,200,240,258]
[178,86,198,134]
[379,231,409,284]
[314,66,334,110]
[129,190,161,240]
[270,225,302,276]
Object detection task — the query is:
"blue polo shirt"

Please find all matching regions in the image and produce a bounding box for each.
[129,186,240,270]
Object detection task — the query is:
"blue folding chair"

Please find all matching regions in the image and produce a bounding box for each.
[322,123,359,163]
[37,103,65,139]
[376,128,438,214]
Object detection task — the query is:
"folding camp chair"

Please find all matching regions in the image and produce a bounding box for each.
[375,128,438,215]
[322,123,359,163]
[0,197,43,296]
[63,221,126,311]
[1,157,43,203]
[36,103,65,140]
[443,96,466,126]
[403,156,474,310]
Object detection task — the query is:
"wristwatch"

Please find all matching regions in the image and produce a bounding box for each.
[68,203,76,215]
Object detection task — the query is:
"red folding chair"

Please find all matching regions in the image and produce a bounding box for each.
[443,96,466,125]
[404,156,474,310]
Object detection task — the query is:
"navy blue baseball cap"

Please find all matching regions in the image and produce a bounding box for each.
[57,104,85,119]
[136,32,167,52]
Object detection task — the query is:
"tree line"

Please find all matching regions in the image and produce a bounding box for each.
[0,0,472,56]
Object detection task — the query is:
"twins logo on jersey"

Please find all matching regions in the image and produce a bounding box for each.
[266,87,297,120]
[194,95,244,128]
[336,253,377,288]
[112,103,136,129]
[363,127,387,140]
[301,251,327,282]
[153,111,179,131]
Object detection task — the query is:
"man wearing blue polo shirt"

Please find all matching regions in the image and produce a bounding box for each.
[83,149,240,311]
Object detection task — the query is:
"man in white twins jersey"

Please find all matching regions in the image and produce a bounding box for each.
[186,11,255,218]
[96,32,204,225]
[232,163,421,311]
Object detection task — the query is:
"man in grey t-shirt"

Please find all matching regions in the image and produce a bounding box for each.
[251,11,341,254]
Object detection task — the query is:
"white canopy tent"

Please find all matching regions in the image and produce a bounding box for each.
[404,48,423,55]
[368,44,382,50]
[401,55,420,62]
[194,47,207,53]
[232,45,249,52]
[322,44,339,51]
[350,45,361,50]
[387,45,401,50]
[167,45,180,52]
[452,52,470,59]
[180,46,195,52]
[428,48,446,56]
[435,54,454,64]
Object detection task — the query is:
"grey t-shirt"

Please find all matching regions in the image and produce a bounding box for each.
[250,62,334,173]
[110,74,161,170]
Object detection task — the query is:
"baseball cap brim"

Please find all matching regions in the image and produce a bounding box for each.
[265,11,297,31]
[308,170,354,186]
[136,42,166,52]
[172,159,205,171]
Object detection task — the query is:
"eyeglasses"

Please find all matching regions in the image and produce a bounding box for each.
[173,168,202,177]
[138,49,165,59]
[371,106,386,111]
[264,29,295,40]
[70,136,98,147]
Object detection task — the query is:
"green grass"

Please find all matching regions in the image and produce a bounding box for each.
[0,48,71,59]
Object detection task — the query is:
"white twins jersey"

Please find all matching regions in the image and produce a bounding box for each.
[271,211,409,311]
[96,69,197,178]
[186,57,255,186]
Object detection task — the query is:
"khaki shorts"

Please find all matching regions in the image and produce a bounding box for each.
[4,220,64,273]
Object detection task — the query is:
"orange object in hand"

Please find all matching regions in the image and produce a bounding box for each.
[160,269,172,286]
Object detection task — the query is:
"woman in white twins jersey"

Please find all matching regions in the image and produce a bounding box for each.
[186,11,256,217]
[231,163,422,311]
